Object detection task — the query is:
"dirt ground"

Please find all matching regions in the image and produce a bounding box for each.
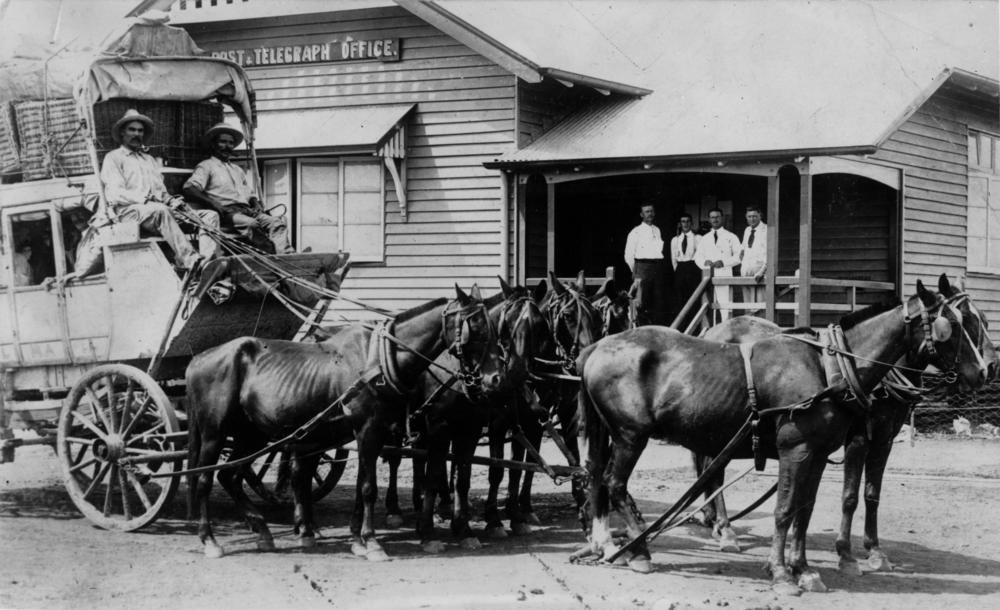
[1,434,999,610]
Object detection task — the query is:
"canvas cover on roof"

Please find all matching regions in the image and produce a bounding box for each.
[80,21,255,125]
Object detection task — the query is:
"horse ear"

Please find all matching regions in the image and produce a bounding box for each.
[916,279,934,305]
[549,271,567,296]
[455,283,470,303]
[498,276,513,298]
[938,274,952,295]
[533,279,548,302]
[591,278,609,300]
[575,270,586,292]
[470,284,483,300]
[931,315,952,342]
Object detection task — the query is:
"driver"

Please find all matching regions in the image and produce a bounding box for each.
[183,123,293,254]
[100,109,220,270]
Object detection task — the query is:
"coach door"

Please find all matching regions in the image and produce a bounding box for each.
[1,204,68,365]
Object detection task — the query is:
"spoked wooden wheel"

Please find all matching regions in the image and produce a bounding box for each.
[57,364,182,531]
[243,448,349,505]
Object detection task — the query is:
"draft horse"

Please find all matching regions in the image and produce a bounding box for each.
[692,277,998,571]
[185,285,505,559]
[484,271,604,535]
[577,278,990,595]
[382,278,554,550]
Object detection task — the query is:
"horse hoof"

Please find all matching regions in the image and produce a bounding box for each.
[257,538,276,552]
[459,537,482,550]
[607,548,628,566]
[524,512,542,526]
[351,542,368,557]
[511,522,534,536]
[838,557,862,576]
[299,535,317,549]
[772,581,802,596]
[203,543,225,559]
[717,528,741,553]
[798,571,828,593]
[366,548,390,562]
[569,544,597,563]
[485,525,508,539]
[422,540,446,554]
[385,514,404,529]
[627,555,653,574]
[868,550,893,572]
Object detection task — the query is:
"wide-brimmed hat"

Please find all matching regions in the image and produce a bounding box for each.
[202,122,244,148]
[111,109,154,143]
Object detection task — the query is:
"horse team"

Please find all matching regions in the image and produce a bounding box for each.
[183,272,998,596]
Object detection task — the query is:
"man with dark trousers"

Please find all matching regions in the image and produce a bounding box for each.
[624,202,666,325]
[670,212,701,326]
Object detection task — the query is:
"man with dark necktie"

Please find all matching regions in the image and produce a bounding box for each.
[670,213,701,326]
[740,205,768,315]
[624,202,666,325]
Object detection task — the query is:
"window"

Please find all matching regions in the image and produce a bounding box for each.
[968,130,1000,274]
[290,157,385,262]
[4,210,59,288]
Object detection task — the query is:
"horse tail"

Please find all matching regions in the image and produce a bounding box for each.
[577,345,610,477]
[185,401,200,521]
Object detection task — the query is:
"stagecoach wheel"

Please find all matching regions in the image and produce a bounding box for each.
[244,448,349,505]
[57,364,181,532]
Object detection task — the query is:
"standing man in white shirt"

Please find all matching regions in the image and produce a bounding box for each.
[739,206,768,316]
[694,208,741,323]
[670,212,701,326]
[624,202,666,325]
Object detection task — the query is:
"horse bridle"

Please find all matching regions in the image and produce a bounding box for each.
[947,291,995,362]
[546,289,599,372]
[902,292,989,383]
[441,299,498,392]
[592,294,629,336]
[497,295,548,375]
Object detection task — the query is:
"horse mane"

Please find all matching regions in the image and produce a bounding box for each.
[782,326,819,338]
[838,298,899,331]
[395,297,449,323]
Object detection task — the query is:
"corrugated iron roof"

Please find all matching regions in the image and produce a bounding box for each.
[443,1,998,166]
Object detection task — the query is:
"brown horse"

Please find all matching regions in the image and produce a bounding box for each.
[486,271,604,534]
[577,277,990,595]
[185,285,505,559]
[693,278,998,571]
[382,278,555,550]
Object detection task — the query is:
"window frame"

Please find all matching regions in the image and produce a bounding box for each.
[1,202,66,291]
[967,129,1000,276]
[294,156,386,263]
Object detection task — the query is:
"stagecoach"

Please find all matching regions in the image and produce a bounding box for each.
[0,22,351,531]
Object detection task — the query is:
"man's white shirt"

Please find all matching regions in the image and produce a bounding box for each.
[694,227,741,277]
[670,231,700,269]
[624,222,664,272]
[740,222,768,276]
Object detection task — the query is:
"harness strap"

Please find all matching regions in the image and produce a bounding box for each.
[829,324,872,412]
[738,343,766,471]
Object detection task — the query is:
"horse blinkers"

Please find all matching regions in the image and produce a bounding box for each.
[930,313,953,343]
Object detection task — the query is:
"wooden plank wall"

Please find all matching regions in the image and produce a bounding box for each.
[870,91,1000,343]
[187,6,515,315]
